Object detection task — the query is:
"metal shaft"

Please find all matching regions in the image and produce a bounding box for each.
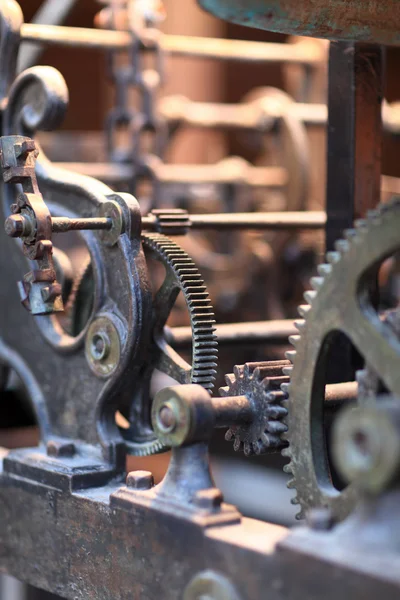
[142,212,326,232]
[4,214,112,238]
[212,382,358,429]
[165,320,298,348]
[20,23,322,64]
[160,95,400,134]
[51,217,112,233]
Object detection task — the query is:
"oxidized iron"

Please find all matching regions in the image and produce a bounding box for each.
[198,0,400,44]
[1,0,400,599]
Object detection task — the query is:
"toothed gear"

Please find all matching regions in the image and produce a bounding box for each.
[142,233,218,390]
[282,198,400,522]
[122,233,218,456]
[219,360,289,456]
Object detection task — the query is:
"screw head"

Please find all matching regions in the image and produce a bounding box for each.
[5,214,24,238]
[126,470,154,490]
[85,316,121,378]
[90,331,110,361]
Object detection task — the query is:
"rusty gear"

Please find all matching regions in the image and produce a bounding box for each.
[282,198,400,522]
[219,360,288,456]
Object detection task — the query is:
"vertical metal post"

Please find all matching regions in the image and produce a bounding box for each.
[326,42,383,251]
[325,42,383,385]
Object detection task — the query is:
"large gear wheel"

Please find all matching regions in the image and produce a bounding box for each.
[219,360,288,456]
[282,198,400,522]
[122,232,218,456]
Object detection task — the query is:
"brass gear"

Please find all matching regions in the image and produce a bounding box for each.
[282,198,400,522]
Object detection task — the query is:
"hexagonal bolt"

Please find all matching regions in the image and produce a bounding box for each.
[47,440,76,458]
[126,470,154,490]
[4,214,27,237]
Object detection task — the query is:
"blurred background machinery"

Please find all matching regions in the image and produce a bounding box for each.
[2,0,400,598]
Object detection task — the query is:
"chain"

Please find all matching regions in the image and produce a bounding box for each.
[103,0,166,201]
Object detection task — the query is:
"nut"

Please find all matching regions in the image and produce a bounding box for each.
[126,470,154,490]
[193,488,223,510]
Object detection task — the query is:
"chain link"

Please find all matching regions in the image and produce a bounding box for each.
[104,0,166,200]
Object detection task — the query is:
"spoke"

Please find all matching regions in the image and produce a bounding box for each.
[345,301,400,395]
[156,341,191,384]
[152,272,180,331]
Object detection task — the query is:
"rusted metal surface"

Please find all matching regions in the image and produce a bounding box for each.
[326,43,383,250]
[198,0,400,44]
[2,2,400,599]
[1,451,400,599]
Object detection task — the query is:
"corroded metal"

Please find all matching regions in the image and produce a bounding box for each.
[198,0,400,44]
[282,198,400,522]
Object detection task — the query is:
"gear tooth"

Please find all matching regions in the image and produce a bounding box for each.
[225,429,234,442]
[265,421,287,434]
[143,233,218,397]
[233,437,242,452]
[294,319,305,331]
[367,208,379,219]
[285,350,297,363]
[219,386,229,397]
[253,440,262,455]
[282,366,293,376]
[281,447,292,458]
[343,228,356,240]
[288,335,301,347]
[283,463,293,474]
[224,373,236,387]
[354,218,367,229]
[233,364,244,380]
[244,362,257,378]
[281,383,290,394]
[287,478,296,489]
[243,441,254,457]
[334,239,350,253]
[317,263,332,277]
[290,497,300,506]
[310,276,323,291]
[298,305,311,318]
[326,251,341,264]
[304,290,317,304]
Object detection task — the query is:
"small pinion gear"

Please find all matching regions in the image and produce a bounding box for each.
[219,360,289,456]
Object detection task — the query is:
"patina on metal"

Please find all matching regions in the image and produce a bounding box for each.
[282,198,400,522]
[197,0,400,45]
